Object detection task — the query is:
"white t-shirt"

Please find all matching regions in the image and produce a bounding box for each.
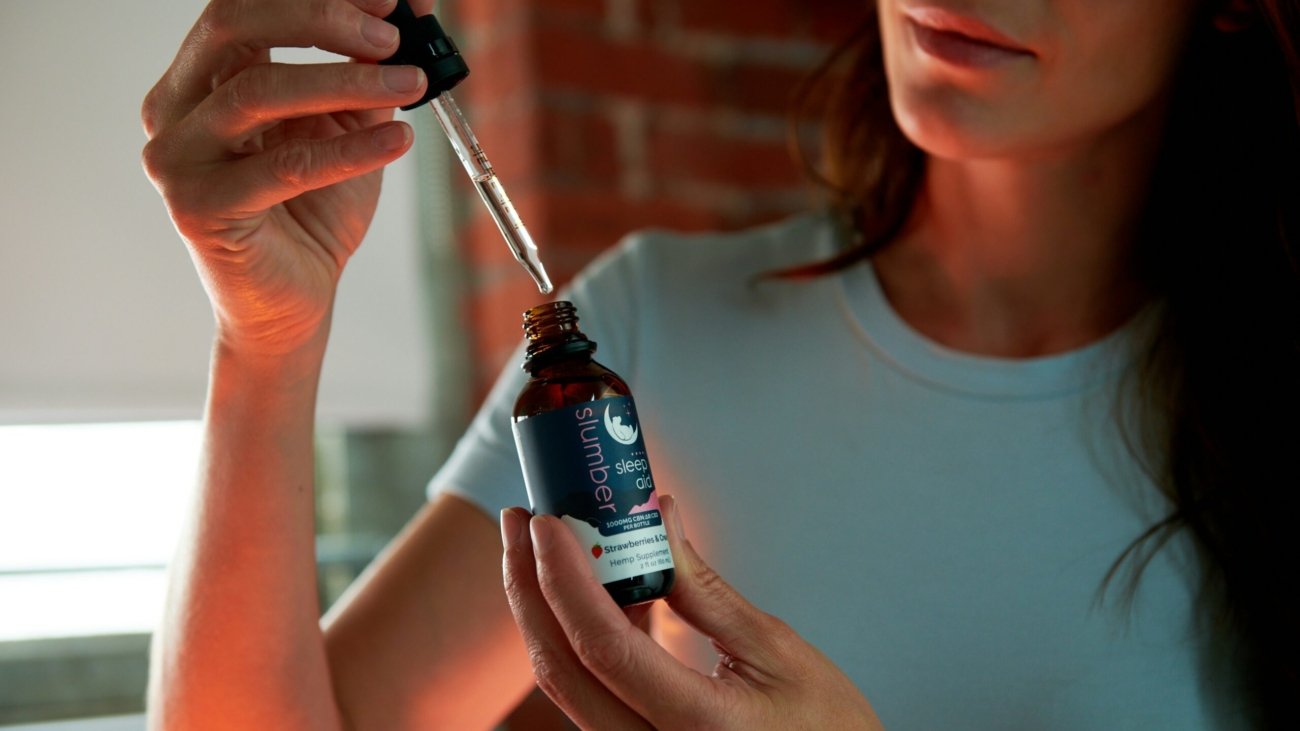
[430,212,1248,730]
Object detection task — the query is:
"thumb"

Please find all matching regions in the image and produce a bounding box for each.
[659,495,796,672]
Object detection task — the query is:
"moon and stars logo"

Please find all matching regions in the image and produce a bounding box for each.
[603,404,639,445]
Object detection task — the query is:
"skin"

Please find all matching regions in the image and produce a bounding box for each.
[508,0,1212,727]
[143,1,535,728]
[142,0,1212,729]
[502,496,883,730]
[872,0,1203,357]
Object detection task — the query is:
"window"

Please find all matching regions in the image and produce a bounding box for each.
[0,421,202,641]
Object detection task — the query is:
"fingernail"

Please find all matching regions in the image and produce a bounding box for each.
[529,515,555,555]
[372,123,410,151]
[362,16,399,48]
[382,66,423,93]
[500,508,526,549]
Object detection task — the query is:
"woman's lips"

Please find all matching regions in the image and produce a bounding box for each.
[903,7,1035,68]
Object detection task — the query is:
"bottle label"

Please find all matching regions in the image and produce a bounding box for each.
[512,395,674,585]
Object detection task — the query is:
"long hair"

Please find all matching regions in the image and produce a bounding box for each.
[790,3,1300,727]
[783,11,923,277]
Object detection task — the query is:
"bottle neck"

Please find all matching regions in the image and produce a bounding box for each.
[521,301,598,372]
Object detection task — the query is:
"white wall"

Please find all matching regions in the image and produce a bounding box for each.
[0,2,433,427]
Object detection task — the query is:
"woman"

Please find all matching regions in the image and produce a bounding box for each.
[141,0,1299,728]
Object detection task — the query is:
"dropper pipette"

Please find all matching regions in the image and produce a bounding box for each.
[381,1,553,295]
[428,93,553,294]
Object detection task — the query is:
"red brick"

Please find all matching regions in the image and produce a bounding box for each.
[467,275,555,380]
[448,0,867,396]
[534,0,607,29]
[543,188,725,240]
[459,32,537,102]
[536,105,622,188]
[461,186,725,267]
[448,105,543,188]
[647,129,801,189]
[806,5,874,46]
[719,62,811,116]
[455,0,533,35]
[459,188,549,268]
[669,0,866,44]
[631,0,668,32]
[674,0,804,39]
[532,27,715,108]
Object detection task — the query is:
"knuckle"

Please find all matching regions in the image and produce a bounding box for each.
[201,0,251,40]
[526,644,567,699]
[339,63,379,96]
[691,562,732,602]
[570,625,634,679]
[221,68,267,121]
[312,0,347,29]
[499,546,532,608]
[140,137,169,183]
[159,184,208,236]
[268,139,316,189]
[140,137,199,219]
[694,563,725,592]
[140,84,165,138]
[758,611,800,654]
[758,610,790,634]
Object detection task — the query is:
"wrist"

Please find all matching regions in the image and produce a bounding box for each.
[208,291,337,364]
[207,333,327,417]
[212,316,332,372]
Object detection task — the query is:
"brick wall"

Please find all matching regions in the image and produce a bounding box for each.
[448,0,868,399]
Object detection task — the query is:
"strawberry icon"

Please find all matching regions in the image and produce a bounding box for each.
[591,544,603,559]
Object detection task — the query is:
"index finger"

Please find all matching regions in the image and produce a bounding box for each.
[501,509,653,731]
[530,514,730,726]
[145,0,404,136]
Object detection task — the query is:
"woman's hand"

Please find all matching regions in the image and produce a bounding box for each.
[501,495,886,730]
[141,0,430,357]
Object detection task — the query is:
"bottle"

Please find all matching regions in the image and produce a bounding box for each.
[511,301,675,606]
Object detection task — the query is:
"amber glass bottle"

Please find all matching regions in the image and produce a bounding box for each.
[511,301,675,606]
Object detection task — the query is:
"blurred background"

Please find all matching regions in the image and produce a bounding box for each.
[0,0,862,727]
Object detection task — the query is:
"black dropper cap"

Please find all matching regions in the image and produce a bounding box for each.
[380,0,470,109]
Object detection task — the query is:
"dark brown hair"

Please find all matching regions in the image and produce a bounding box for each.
[784,12,922,277]
[791,3,1300,727]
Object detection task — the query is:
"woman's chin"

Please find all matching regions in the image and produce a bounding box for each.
[892,102,1014,161]
[889,89,1068,163]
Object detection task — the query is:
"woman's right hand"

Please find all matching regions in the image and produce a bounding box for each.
[141,0,429,358]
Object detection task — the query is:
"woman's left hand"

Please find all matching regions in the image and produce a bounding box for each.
[500,495,886,730]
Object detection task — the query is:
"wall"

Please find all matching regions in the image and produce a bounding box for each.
[0,1,435,428]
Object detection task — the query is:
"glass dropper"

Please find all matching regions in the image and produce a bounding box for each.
[427,92,553,294]
[380,0,553,295]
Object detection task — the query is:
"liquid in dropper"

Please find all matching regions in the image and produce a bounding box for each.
[429,92,553,294]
